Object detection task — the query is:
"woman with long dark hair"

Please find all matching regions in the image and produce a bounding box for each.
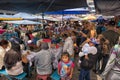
[0,39,9,70]
[101,38,120,80]
[4,49,23,76]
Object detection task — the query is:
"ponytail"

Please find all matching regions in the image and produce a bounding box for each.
[0,39,8,46]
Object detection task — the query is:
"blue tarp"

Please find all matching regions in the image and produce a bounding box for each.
[45,8,89,14]
[45,11,89,14]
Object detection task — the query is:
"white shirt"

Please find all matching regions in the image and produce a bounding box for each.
[63,37,74,55]
[79,43,97,57]
[6,61,23,75]
[0,46,6,69]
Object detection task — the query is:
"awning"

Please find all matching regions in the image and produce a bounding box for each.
[94,0,120,16]
[3,20,41,24]
[0,14,23,20]
[0,18,22,21]
[0,0,88,14]
[13,13,42,19]
[45,8,89,15]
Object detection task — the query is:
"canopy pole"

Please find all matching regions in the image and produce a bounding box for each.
[42,12,45,30]
[62,11,64,27]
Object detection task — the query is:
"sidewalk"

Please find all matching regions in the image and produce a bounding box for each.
[72,55,102,80]
[0,55,103,80]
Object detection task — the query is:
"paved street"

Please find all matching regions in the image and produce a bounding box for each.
[72,55,102,80]
[0,55,102,80]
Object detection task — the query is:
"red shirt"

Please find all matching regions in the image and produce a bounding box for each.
[58,60,75,69]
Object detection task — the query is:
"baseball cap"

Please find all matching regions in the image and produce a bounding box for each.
[89,38,99,45]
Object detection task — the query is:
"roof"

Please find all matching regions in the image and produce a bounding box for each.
[94,0,120,16]
[0,0,88,14]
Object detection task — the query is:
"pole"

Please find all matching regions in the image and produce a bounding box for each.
[42,12,44,30]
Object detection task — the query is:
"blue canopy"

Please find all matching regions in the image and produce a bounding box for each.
[44,8,89,15]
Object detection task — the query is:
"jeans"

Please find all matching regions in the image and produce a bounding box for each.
[100,54,109,73]
[79,69,90,80]
[94,52,103,72]
[94,53,109,74]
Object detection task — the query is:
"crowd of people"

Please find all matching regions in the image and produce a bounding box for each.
[0,19,120,80]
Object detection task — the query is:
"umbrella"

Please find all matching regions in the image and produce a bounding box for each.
[83,15,96,20]
[91,16,106,23]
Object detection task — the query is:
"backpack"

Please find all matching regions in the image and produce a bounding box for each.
[80,54,96,70]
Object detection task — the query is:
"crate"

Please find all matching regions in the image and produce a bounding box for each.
[50,70,60,80]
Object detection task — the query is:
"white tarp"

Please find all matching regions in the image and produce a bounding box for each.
[3,20,41,24]
[44,16,62,21]
[0,14,14,18]
[13,13,42,19]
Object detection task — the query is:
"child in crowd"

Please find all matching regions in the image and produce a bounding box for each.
[79,38,98,58]
[79,38,98,80]
[58,52,74,80]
